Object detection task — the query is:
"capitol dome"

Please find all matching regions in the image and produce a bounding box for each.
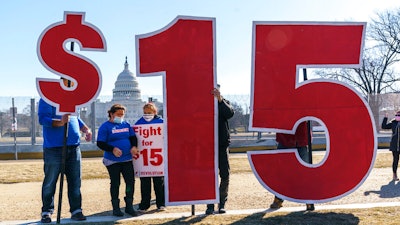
[112,57,141,101]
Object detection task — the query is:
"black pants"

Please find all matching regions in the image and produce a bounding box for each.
[106,161,135,201]
[138,176,165,209]
[393,150,400,174]
[207,145,230,209]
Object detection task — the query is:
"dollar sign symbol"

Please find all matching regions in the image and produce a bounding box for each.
[36,11,106,114]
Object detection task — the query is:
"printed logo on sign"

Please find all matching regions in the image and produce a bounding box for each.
[112,128,129,134]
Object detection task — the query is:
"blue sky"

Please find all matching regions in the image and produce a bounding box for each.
[1,0,399,98]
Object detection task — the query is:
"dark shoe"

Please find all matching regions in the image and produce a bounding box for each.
[218,203,226,214]
[205,208,214,215]
[40,214,51,223]
[111,199,124,217]
[124,197,138,217]
[71,212,86,221]
[270,197,283,209]
[125,207,138,217]
[113,208,124,217]
[306,204,315,211]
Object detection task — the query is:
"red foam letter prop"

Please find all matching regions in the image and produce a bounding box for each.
[136,16,217,205]
[248,22,376,203]
[37,12,106,114]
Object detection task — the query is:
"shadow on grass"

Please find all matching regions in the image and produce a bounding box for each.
[364,180,400,198]
[106,211,360,225]
[228,211,360,225]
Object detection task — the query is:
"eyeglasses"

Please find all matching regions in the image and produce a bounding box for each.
[396,115,400,116]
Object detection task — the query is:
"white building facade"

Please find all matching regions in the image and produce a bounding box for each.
[93,57,148,126]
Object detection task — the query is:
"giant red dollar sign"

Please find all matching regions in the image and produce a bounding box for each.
[37,12,106,114]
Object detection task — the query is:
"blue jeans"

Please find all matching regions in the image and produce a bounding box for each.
[41,146,82,216]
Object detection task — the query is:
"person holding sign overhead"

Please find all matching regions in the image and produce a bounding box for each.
[97,104,139,217]
[38,78,92,223]
[134,102,166,212]
[206,84,234,215]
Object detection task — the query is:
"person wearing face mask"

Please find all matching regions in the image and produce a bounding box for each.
[96,104,139,217]
[134,103,166,212]
[382,111,400,181]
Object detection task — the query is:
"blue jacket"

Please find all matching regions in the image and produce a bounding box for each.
[97,120,136,162]
[38,99,84,148]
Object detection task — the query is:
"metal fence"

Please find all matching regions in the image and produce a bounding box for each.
[0,93,394,148]
[0,95,253,146]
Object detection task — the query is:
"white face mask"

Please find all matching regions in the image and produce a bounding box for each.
[113,116,123,124]
[395,116,400,121]
[143,114,155,122]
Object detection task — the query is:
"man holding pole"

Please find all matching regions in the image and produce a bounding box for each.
[38,78,92,223]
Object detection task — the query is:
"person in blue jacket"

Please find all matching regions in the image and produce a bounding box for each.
[135,102,166,211]
[38,78,92,223]
[97,104,139,217]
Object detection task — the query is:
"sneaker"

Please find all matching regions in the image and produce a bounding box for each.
[40,214,51,223]
[71,212,86,221]
[306,204,315,211]
[157,206,167,211]
[218,208,226,214]
[137,207,147,213]
[269,197,283,209]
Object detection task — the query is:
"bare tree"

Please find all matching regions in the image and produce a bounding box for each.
[314,8,400,129]
[229,101,245,133]
[369,8,400,55]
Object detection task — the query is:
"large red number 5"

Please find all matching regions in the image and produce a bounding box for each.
[136,16,217,205]
[248,22,377,203]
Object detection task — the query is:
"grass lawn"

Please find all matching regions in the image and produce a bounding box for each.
[0,151,396,225]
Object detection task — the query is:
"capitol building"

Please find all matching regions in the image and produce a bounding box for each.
[92,57,162,126]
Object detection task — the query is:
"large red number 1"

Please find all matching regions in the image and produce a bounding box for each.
[248,22,377,202]
[136,16,217,205]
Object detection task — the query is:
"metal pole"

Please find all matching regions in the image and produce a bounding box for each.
[56,41,74,223]
[302,68,313,164]
[90,101,96,143]
[31,98,36,145]
[191,205,195,216]
[57,120,69,223]
[12,98,17,160]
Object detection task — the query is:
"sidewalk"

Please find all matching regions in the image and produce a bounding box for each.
[4,201,400,225]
